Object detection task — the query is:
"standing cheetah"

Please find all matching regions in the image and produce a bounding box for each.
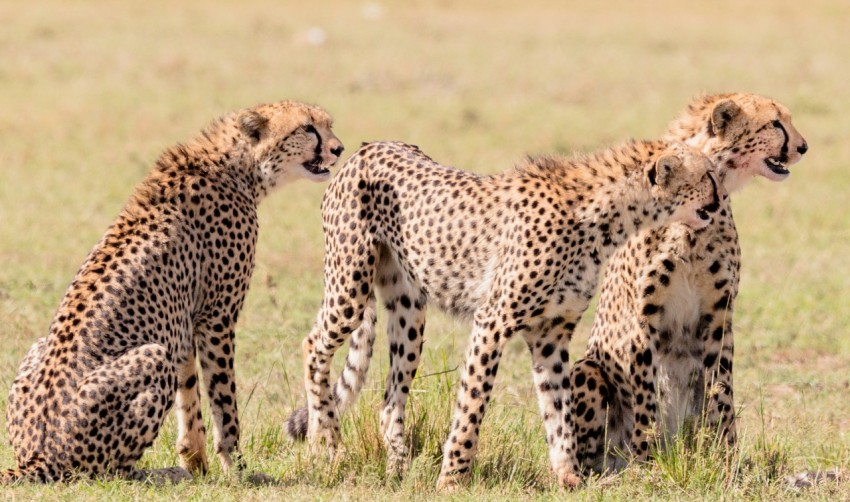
[569,94,808,473]
[296,139,721,489]
[2,101,343,483]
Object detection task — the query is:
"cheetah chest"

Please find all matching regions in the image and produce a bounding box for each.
[654,261,704,437]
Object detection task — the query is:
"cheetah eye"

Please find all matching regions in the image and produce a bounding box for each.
[772,120,781,128]
[304,124,319,137]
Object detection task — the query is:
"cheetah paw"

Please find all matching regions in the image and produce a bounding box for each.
[556,467,582,489]
[179,451,209,476]
[385,445,410,478]
[435,471,469,493]
[307,426,341,457]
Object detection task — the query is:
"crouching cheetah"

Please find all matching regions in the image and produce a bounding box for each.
[2,101,343,483]
[569,93,808,474]
[296,138,721,490]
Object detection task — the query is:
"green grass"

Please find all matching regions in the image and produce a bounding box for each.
[1,0,849,499]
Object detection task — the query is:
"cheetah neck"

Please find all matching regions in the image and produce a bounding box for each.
[152,116,261,203]
[568,174,673,256]
[516,140,675,253]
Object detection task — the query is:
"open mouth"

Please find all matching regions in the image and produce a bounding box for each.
[764,156,790,176]
[303,157,330,176]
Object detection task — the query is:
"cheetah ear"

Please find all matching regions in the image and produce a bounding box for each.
[239,111,269,144]
[648,154,682,188]
[709,100,741,136]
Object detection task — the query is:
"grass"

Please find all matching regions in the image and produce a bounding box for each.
[1,0,849,499]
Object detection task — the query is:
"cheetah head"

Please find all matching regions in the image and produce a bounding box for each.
[666,93,808,193]
[647,144,723,231]
[238,101,344,190]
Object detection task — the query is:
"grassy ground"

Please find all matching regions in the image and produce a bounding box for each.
[1,0,849,499]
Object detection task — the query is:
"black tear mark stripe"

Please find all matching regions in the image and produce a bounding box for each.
[306,124,322,158]
[705,173,720,212]
[774,121,790,158]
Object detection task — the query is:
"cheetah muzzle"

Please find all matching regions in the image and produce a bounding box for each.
[764,155,790,177]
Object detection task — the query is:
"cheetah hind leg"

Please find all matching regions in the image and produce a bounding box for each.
[73,344,183,482]
[376,258,426,478]
[6,337,49,460]
[285,298,378,442]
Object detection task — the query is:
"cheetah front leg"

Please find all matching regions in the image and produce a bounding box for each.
[524,318,582,488]
[175,351,209,475]
[626,334,660,464]
[436,307,509,492]
[196,321,242,473]
[698,291,737,446]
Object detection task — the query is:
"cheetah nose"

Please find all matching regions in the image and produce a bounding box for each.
[797,143,808,155]
[331,145,345,157]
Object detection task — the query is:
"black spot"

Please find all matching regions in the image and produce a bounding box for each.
[642,304,660,316]
[712,327,725,341]
[576,402,587,416]
[574,372,586,388]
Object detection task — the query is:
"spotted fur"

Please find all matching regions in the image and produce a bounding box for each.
[295,139,720,490]
[2,100,343,484]
[569,93,807,474]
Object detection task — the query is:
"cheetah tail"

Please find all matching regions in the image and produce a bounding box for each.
[284,406,309,441]
[285,298,378,442]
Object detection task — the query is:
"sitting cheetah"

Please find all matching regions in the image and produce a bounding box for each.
[297,138,721,490]
[2,101,343,483]
[569,93,808,473]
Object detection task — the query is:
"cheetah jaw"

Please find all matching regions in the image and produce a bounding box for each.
[764,156,790,177]
[302,157,332,180]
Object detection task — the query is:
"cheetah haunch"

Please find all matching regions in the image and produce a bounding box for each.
[2,101,343,484]
[570,93,808,474]
[295,139,721,489]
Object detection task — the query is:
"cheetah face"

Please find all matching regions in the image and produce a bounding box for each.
[239,101,344,190]
[648,145,722,231]
[703,96,807,192]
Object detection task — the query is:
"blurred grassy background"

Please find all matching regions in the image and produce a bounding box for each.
[0,0,848,499]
